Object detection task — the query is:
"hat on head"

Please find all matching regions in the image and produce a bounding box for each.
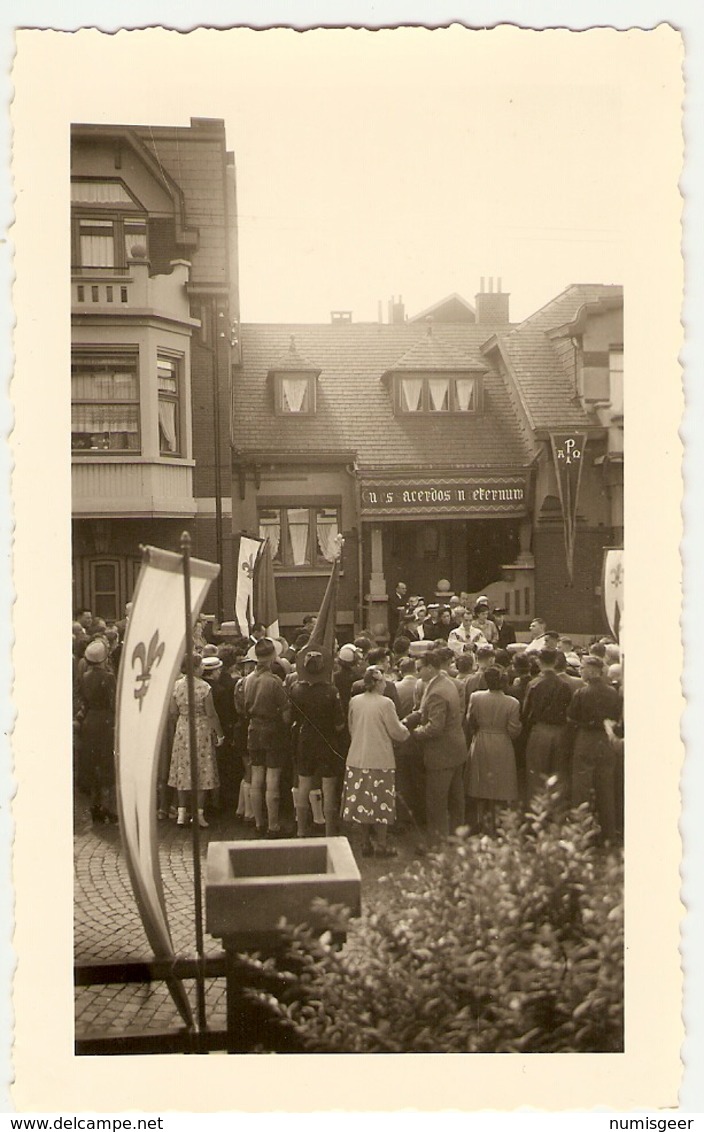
[246,637,283,663]
[202,643,219,657]
[270,658,292,680]
[493,607,508,615]
[84,640,108,665]
[409,639,434,658]
[338,643,358,665]
[296,642,333,683]
[201,655,223,672]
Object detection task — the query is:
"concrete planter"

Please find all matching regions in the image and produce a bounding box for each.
[205,836,361,948]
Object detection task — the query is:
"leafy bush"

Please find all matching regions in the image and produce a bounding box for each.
[246,783,623,1053]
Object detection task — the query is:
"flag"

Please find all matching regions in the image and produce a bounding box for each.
[254,537,280,639]
[307,534,345,656]
[602,547,623,641]
[549,432,588,582]
[114,544,219,1028]
[234,534,262,637]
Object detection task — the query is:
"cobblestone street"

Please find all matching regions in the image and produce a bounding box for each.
[74,793,417,1042]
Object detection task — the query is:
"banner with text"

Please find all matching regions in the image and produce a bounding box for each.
[360,476,526,517]
[549,433,588,582]
[115,545,220,1027]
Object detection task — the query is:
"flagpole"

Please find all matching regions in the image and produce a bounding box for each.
[181,530,208,1035]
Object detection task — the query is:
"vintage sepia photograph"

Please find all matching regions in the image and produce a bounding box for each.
[10,20,686,1111]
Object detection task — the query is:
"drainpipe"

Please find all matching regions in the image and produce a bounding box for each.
[212,295,225,622]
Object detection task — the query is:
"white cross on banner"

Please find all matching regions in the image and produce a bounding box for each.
[114,544,220,1027]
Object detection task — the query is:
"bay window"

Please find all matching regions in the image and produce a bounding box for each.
[157,355,182,455]
[71,351,140,452]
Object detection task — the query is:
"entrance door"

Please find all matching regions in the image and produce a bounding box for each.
[381,518,520,601]
[74,556,142,622]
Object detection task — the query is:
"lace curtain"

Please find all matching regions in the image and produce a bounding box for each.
[259,516,281,561]
[316,510,339,561]
[455,378,475,411]
[400,377,423,412]
[282,378,309,413]
[428,378,449,411]
[79,233,115,268]
[286,508,310,565]
[158,399,177,452]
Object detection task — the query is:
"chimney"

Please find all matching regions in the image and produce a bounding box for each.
[388,295,405,324]
[331,310,352,325]
[474,275,510,325]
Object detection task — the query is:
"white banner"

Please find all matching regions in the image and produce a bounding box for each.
[114,545,219,1024]
[234,535,262,636]
[602,546,624,641]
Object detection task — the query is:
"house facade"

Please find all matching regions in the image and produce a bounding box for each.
[71,118,238,622]
[232,281,623,639]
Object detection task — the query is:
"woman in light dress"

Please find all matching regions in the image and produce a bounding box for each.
[341,666,410,858]
[168,654,224,827]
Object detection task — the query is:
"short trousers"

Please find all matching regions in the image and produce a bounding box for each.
[295,744,343,780]
[248,746,287,770]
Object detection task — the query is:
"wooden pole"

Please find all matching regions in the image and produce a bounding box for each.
[181,530,208,1034]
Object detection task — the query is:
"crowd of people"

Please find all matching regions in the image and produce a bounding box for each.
[72,591,624,857]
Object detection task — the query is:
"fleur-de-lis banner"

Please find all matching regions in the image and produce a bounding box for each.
[549,432,588,583]
[114,544,219,1027]
[234,534,264,637]
[602,547,624,641]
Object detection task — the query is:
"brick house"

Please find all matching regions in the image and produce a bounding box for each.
[231,281,623,639]
[71,118,238,622]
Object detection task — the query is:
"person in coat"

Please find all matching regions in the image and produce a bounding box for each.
[567,655,622,843]
[342,666,410,857]
[466,665,522,834]
[76,638,117,824]
[404,649,468,843]
[521,648,574,805]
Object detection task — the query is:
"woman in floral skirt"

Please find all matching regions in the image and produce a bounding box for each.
[168,654,224,827]
[341,666,410,858]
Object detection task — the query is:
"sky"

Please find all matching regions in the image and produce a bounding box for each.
[54,27,627,325]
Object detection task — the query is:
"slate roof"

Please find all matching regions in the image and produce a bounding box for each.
[235,284,623,467]
[268,335,321,374]
[384,324,484,373]
[488,284,623,432]
[235,322,533,472]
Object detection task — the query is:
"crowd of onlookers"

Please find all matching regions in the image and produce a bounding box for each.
[72,593,624,857]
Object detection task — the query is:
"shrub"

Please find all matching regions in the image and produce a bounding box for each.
[248,783,623,1053]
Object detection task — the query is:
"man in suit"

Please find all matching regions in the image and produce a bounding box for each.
[492,607,516,649]
[389,581,409,639]
[403,650,467,843]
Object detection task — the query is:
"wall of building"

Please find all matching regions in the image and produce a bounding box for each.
[232,463,359,636]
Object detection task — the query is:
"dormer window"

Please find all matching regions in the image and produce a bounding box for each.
[277,374,315,415]
[396,374,480,414]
